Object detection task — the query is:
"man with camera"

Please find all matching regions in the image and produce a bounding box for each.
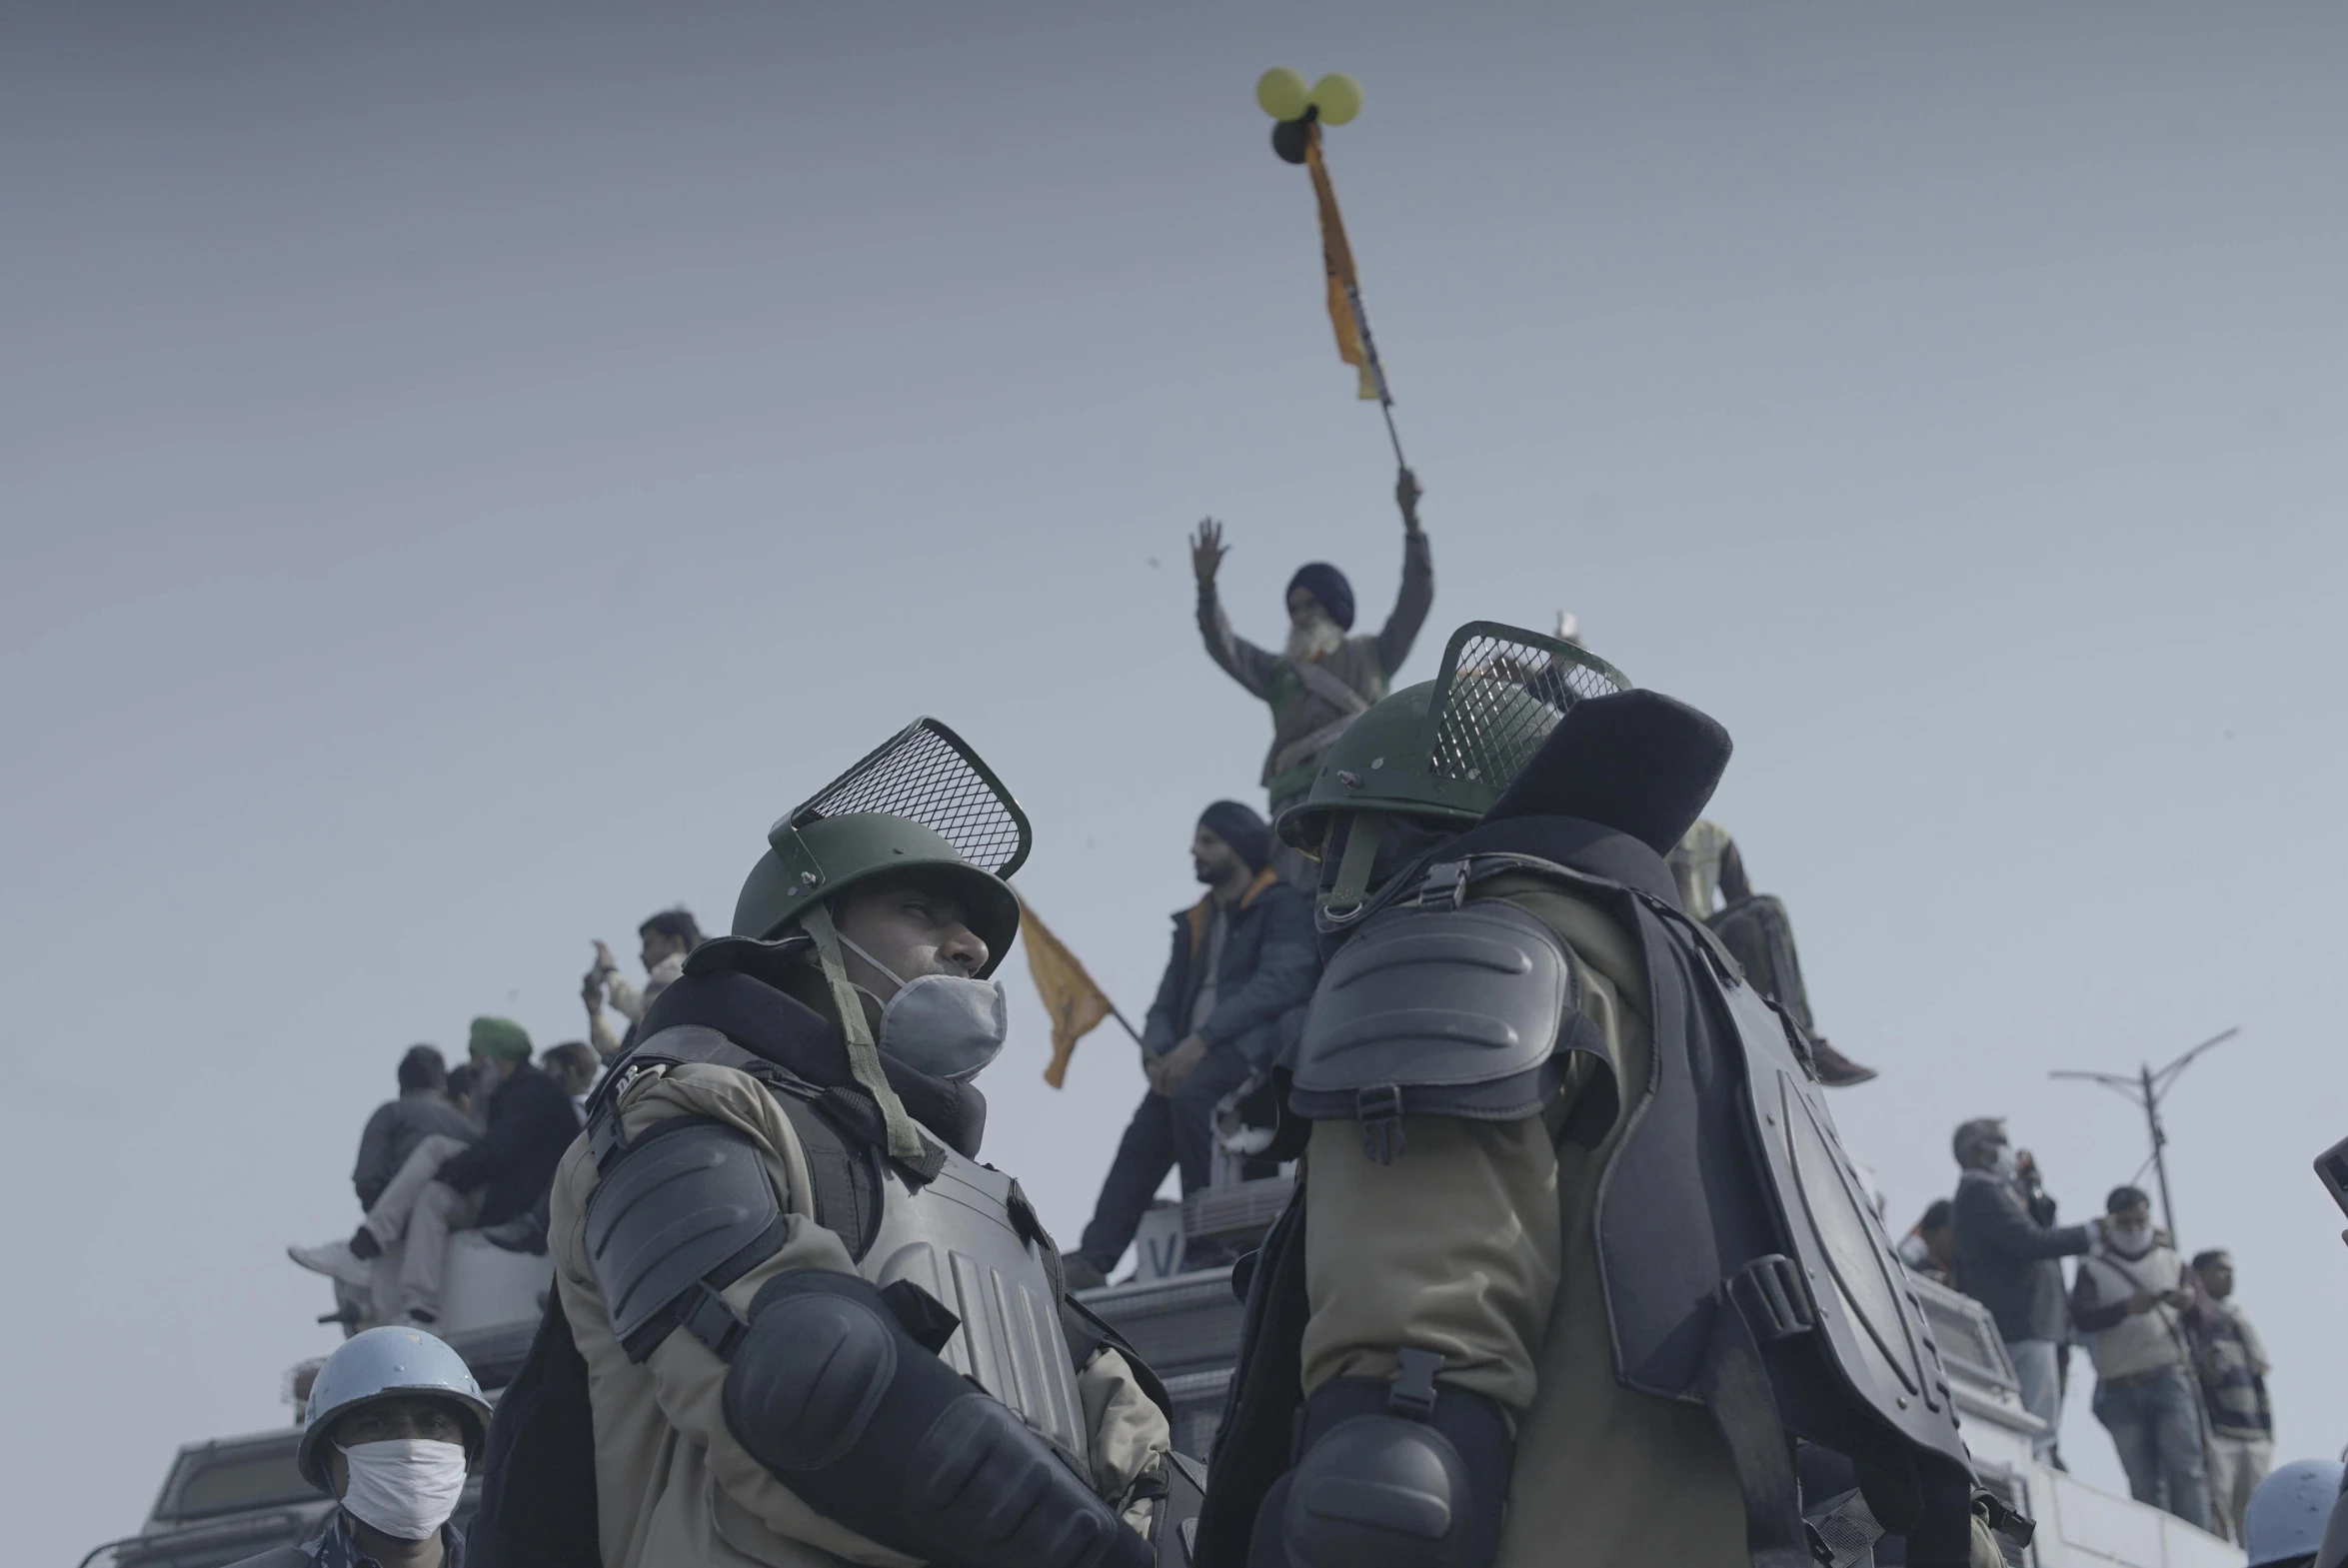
[1949,1117,2096,1465]
[2072,1186,2212,1528]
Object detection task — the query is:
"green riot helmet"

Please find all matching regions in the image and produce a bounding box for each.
[1276,620,1629,919]
[730,718,1031,976]
[724,717,1031,1165]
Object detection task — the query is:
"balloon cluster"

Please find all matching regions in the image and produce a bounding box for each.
[1255,67,1362,164]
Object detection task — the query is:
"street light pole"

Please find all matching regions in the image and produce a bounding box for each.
[2050,1026,2241,1250]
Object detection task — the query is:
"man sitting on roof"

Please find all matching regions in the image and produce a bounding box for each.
[292,1017,577,1324]
[1065,800,1317,1288]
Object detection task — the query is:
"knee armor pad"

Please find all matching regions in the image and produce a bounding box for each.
[1278,1358,1511,1568]
[723,1272,1150,1568]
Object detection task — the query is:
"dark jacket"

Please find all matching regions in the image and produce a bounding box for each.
[225,1511,466,1568]
[1950,1167,2092,1343]
[351,1088,480,1209]
[433,1062,579,1228]
[1143,868,1318,1068]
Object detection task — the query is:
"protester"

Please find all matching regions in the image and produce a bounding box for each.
[583,906,702,1059]
[538,1040,600,1123]
[291,1018,576,1324]
[1899,1197,1957,1287]
[1066,800,1316,1288]
[1189,468,1433,872]
[225,1325,491,1568]
[350,1045,480,1211]
[2190,1247,2276,1544]
[442,1062,480,1122]
[1949,1116,2095,1464]
[1667,817,1875,1085]
[2072,1185,2211,1528]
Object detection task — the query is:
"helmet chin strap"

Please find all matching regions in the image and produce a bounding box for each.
[1321,808,1388,921]
[799,903,927,1164]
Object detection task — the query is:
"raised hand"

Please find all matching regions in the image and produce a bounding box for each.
[1394,467,1423,532]
[1190,518,1228,588]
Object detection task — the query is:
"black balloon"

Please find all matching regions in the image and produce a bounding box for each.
[1270,118,1311,165]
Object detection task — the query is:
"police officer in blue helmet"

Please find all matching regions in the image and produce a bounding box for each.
[229,1325,491,1568]
[2244,1460,2347,1568]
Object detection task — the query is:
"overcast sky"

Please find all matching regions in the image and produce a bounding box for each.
[6,3,2345,1556]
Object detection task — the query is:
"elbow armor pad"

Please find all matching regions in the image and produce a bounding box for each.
[1259,1351,1512,1568]
[723,1270,1150,1568]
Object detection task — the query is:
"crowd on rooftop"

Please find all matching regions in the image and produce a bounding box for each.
[1894,1117,2276,1544]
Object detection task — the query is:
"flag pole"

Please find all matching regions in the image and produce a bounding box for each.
[1349,283,1407,470]
[1104,1002,1144,1045]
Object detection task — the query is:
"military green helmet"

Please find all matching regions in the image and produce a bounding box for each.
[1274,682,1464,854]
[731,719,1031,976]
[1276,621,1629,913]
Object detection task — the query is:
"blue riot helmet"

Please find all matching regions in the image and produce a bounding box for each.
[296,1325,494,1492]
[2247,1459,2346,1568]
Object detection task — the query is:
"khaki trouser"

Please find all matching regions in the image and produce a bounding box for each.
[2204,1432,2273,1545]
[359,1133,480,1320]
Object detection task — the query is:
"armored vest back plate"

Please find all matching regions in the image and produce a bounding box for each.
[1427,848,1972,1476]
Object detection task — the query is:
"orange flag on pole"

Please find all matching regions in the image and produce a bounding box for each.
[1304,126,1384,403]
[1018,896,1132,1088]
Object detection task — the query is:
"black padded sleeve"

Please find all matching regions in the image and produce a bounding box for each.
[581,1118,787,1362]
[723,1271,1150,1568]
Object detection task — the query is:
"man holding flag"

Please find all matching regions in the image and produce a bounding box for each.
[1190,483,1432,839]
[1193,66,1435,859]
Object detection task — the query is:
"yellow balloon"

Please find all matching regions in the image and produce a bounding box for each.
[1309,72,1363,126]
[1256,66,1310,122]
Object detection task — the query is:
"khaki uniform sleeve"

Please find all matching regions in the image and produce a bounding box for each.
[1298,879,1645,1421]
[551,1062,924,1568]
[1080,1345,1174,1525]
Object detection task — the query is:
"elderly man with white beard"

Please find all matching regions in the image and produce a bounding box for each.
[1190,466,1434,879]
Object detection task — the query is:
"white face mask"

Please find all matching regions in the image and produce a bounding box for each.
[838,933,1009,1082]
[1989,1146,2020,1181]
[337,1437,467,1541]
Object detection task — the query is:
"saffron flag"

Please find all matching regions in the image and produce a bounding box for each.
[1304,128,1384,402]
[1019,896,1119,1088]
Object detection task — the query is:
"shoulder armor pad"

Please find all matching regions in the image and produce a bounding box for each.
[583,1119,787,1362]
[1290,898,1576,1125]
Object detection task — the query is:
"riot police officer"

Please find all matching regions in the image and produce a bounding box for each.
[2243,1459,2345,1568]
[1199,624,2005,1568]
[228,1325,491,1568]
[477,720,1180,1568]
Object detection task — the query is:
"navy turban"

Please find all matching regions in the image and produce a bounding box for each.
[1197,799,1271,871]
[1285,563,1355,632]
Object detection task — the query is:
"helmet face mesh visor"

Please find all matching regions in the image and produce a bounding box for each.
[792,718,1033,878]
[1425,622,1630,791]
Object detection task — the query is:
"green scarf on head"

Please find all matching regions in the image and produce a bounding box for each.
[468,1016,533,1061]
